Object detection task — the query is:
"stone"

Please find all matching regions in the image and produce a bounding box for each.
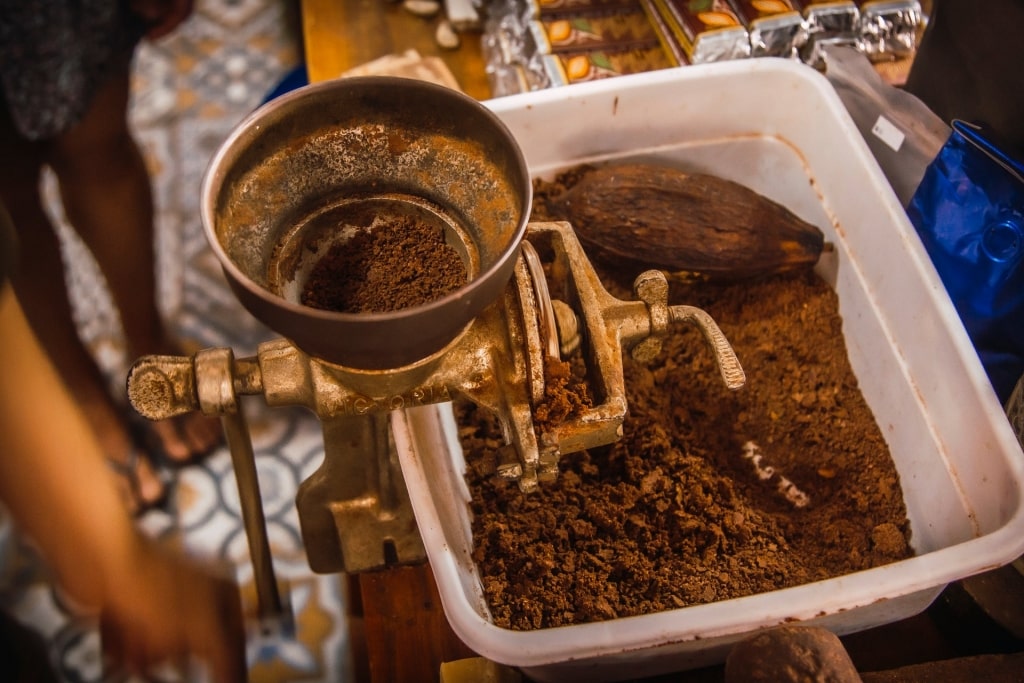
[725,626,863,683]
[435,19,460,50]
[403,0,441,18]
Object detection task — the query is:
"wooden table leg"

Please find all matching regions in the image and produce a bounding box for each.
[345,573,371,682]
[354,563,476,682]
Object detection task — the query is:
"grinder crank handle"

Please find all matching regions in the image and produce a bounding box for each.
[126,355,201,420]
[126,350,291,630]
[629,270,746,391]
[668,305,746,390]
[127,353,263,420]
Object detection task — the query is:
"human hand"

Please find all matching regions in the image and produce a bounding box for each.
[99,538,247,682]
[130,0,195,40]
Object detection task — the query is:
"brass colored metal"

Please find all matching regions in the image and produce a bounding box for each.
[194,348,286,624]
[297,412,426,573]
[126,355,200,420]
[520,240,560,360]
[128,222,744,576]
[201,76,531,371]
[670,305,748,390]
[147,74,749,579]
[551,300,581,357]
[624,268,747,391]
[630,271,671,362]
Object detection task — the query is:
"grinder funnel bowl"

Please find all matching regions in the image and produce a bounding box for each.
[201,77,532,369]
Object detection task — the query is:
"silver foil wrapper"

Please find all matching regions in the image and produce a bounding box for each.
[748,13,807,58]
[795,1,860,66]
[856,0,923,61]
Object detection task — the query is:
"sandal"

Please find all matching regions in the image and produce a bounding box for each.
[106,439,169,517]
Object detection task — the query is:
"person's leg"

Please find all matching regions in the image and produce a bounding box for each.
[0,92,165,512]
[46,58,222,464]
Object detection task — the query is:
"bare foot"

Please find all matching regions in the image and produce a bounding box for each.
[143,411,224,466]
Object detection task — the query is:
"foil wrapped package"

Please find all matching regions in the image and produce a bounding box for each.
[793,0,860,34]
[481,0,531,70]
[527,9,663,54]
[484,59,532,97]
[479,0,924,95]
[529,43,679,87]
[727,0,806,58]
[793,0,860,65]
[855,0,923,61]
[651,0,751,63]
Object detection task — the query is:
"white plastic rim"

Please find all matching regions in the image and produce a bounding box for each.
[396,59,1024,676]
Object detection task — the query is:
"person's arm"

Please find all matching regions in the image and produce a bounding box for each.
[0,282,246,681]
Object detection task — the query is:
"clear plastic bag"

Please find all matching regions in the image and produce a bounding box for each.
[822,44,1024,404]
[821,44,949,205]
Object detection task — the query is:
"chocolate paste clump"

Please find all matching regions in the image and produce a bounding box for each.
[302,214,465,314]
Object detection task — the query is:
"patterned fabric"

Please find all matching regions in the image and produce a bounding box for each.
[0,0,144,140]
[0,2,359,679]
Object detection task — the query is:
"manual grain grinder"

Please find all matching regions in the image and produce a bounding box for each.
[126,77,745,621]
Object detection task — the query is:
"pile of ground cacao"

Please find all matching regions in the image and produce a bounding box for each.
[301,214,465,313]
[459,172,913,631]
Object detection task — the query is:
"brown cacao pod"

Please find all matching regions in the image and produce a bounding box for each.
[547,163,826,281]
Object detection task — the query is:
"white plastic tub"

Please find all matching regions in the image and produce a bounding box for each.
[393,58,1024,682]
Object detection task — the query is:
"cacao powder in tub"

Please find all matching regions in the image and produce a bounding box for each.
[460,169,913,631]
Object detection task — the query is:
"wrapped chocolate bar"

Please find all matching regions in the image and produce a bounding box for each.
[485,59,533,97]
[480,0,686,93]
[727,0,806,57]
[481,0,532,80]
[640,0,689,65]
[652,0,750,63]
[793,0,859,65]
[793,0,859,35]
[528,0,643,18]
[481,16,523,67]
[528,43,679,87]
[855,0,923,62]
[528,9,662,54]
[497,0,646,73]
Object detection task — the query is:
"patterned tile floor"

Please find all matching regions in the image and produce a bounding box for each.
[0,1,357,681]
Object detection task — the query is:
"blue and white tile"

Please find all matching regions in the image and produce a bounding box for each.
[0,1,354,681]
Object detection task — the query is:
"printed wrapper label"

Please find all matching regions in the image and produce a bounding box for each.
[531,10,662,53]
[653,0,751,62]
[729,0,800,23]
[530,0,643,18]
[542,44,678,85]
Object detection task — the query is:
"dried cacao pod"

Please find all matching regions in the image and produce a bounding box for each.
[547,163,826,281]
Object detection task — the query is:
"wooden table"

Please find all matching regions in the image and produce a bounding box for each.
[301,0,490,99]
